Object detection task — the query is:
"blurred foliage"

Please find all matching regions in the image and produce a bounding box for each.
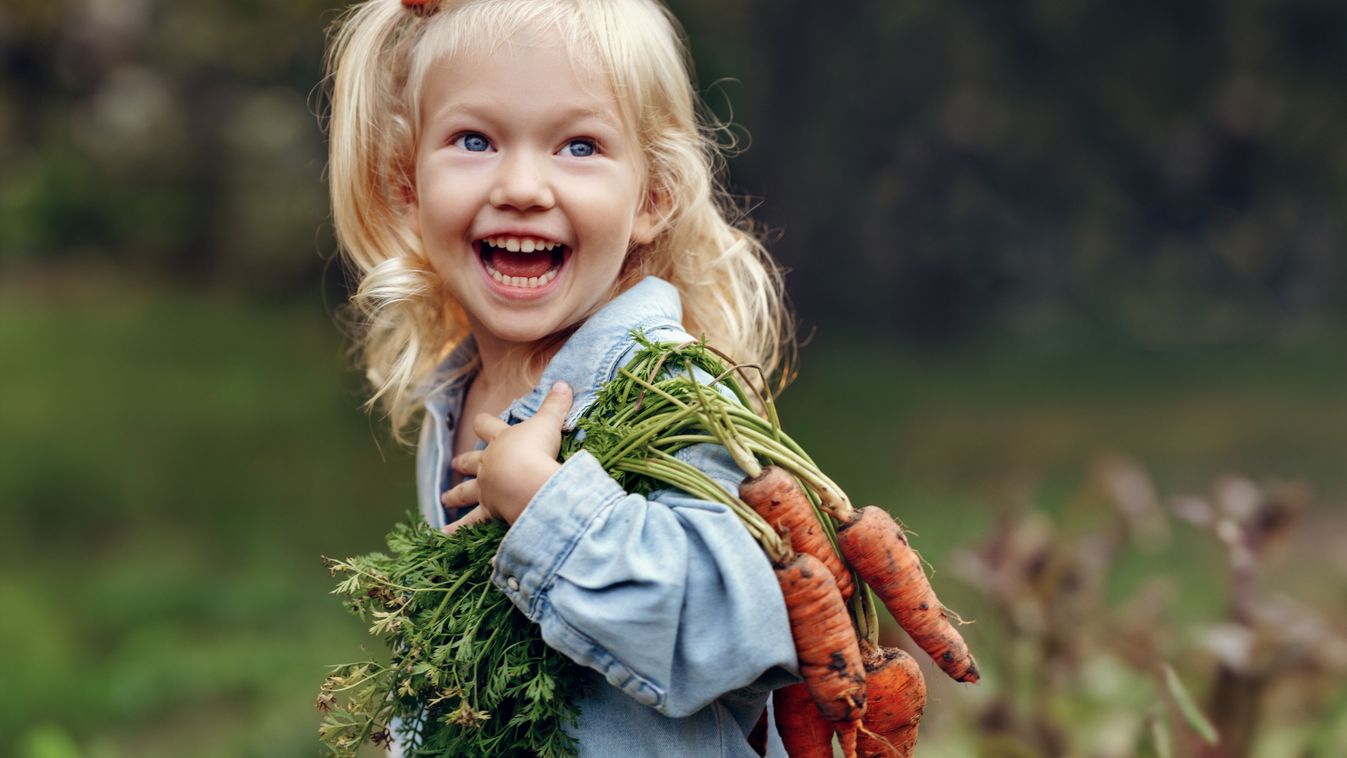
[1,0,334,290]
[3,0,1346,339]
[3,0,1346,756]
[682,0,1347,342]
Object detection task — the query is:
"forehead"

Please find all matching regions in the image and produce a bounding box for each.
[411,19,628,127]
[423,29,614,114]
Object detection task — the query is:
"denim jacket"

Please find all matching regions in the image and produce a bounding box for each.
[415,277,798,756]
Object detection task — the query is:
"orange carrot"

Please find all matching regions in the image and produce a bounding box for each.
[837,721,860,757]
[775,550,867,752]
[857,643,925,757]
[743,466,855,601]
[773,682,834,757]
[837,506,980,683]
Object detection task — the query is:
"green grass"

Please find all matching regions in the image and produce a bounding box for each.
[2,281,1343,756]
[1,283,410,757]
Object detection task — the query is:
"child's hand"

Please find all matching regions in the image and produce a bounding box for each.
[441,382,573,525]
[440,505,490,536]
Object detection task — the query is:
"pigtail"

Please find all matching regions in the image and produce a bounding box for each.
[327,0,418,273]
[326,1,459,442]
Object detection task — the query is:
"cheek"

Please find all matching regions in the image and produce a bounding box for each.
[419,197,474,252]
[417,159,478,219]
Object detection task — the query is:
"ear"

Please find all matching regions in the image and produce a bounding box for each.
[629,180,667,246]
[397,169,421,238]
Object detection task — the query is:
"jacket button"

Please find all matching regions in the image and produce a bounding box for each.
[506,576,520,592]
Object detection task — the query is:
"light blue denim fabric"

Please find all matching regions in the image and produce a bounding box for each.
[415,277,798,756]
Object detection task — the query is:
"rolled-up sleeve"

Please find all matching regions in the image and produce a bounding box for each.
[492,446,798,718]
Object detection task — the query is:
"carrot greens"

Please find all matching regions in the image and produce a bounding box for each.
[319,518,584,757]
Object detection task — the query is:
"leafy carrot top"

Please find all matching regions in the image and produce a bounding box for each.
[319,519,585,757]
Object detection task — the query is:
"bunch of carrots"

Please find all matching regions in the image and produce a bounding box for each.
[561,336,980,757]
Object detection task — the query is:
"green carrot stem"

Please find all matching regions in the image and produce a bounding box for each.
[712,356,784,444]
[705,362,756,412]
[692,342,764,409]
[647,433,839,510]
[616,365,852,517]
[622,454,745,519]
[719,439,851,521]
[608,371,752,469]
[800,483,846,566]
[720,404,811,461]
[739,436,816,477]
[648,433,719,447]
[617,368,693,411]
[863,584,880,646]
[734,432,853,519]
[597,406,703,468]
[685,360,763,478]
[798,472,866,636]
[615,454,788,563]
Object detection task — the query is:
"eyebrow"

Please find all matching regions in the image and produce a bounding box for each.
[428,100,623,132]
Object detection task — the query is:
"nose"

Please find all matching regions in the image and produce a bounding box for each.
[489,150,555,211]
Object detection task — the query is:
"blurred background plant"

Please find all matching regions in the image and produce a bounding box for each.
[932,459,1347,757]
[2,0,1344,756]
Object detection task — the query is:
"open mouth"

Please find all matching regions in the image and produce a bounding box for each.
[476,236,567,289]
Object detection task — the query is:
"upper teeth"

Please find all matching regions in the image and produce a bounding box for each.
[484,236,559,253]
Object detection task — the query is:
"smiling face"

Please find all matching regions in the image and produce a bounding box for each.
[412,27,656,358]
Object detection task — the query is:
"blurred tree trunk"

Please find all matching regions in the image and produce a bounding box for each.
[742,0,867,322]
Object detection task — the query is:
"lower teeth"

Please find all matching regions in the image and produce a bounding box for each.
[486,263,558,288]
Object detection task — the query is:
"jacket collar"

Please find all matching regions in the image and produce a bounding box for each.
[428,276,683,430]
[507,276,682,429]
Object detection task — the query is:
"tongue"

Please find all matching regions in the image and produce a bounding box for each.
[490,249,554,279]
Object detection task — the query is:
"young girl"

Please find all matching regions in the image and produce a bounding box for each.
[326,0,799,754]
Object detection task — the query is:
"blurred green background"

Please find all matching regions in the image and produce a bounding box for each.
[3,1,1345,756]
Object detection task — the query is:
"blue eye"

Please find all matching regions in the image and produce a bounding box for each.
[456,133,491,152]
[563,139,596,157]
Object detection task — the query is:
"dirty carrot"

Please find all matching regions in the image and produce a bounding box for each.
[741,465,855,601]
[837,721,861,758]
[774,682,835,757]
[775,550,867,751]
[837,505,980,683]
[857,643,925,757]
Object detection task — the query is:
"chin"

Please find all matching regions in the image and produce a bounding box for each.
[482,314,570,347]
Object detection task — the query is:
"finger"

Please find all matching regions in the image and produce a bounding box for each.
[473,413,509,443]
[441,479,480,510]
[441,505,490,536]
[452,450,484,475]
[533,381,574,427]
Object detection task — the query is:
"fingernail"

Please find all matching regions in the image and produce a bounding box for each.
[550,381,570,394]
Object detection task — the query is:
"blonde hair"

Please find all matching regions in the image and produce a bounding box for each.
[323,0,793,440]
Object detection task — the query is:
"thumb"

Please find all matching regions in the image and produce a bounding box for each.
[535,381,574,427]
